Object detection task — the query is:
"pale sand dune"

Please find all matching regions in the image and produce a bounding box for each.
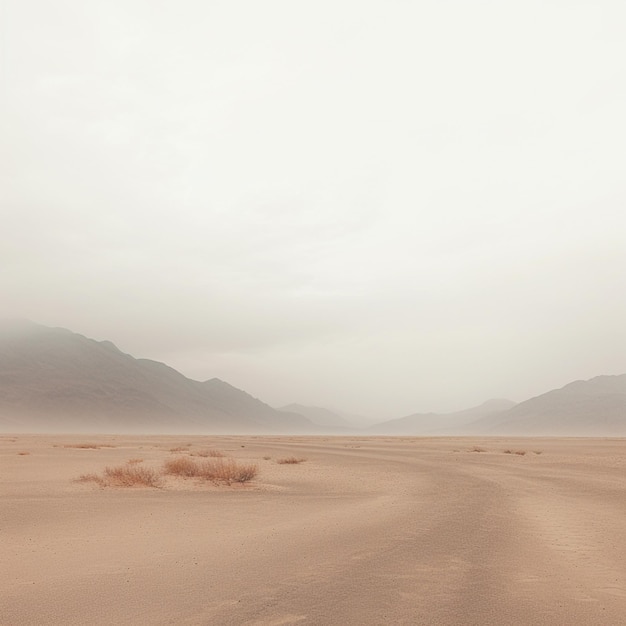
[3,435,626,625]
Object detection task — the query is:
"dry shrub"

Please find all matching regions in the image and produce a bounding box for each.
[77,465,162,488]
[102,465,163,487]
[77,473,104,486]
[533,450,543,455]
[470,447,486,453]
[199,458,258,484]
[64,443,100,449]
[514,450,527,456]
[127,458,143,465]
[276,456,307,464]
[503,449,513,454]
[169,445,189,453]
[163,456,200,477]
[163,456,257,484]
[262,456,271,460]
[17,451,30,455]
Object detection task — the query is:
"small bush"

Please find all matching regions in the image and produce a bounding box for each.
[276,457,307,464]
[199,458,258,484]
[262,456,271,460]
[470,447,486,453]
[77,465,162,488]
[64,443,100,449]
[163,456,199,477]
[514,450,526,456]
[77,473,104,486]
[17,451,30,455]
[163,456,257,485]
[533,450,543,455]
[103,465,163,487]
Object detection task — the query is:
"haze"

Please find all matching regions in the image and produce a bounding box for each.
[2,1,625,419]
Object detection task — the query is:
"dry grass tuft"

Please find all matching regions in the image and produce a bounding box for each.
[276,456,307,464]
[64,443,101,449]
[77,465,162,488]
[200,458,258,484]
[127,458,144,465]
[514,450,527,456]
[17,451,30,455]
[103,465,163,487]
[169,445,190,453]
[163,456,200,477]
[470,447,486,453]
[262,456,271,460]
[163,456,258,484]
[533,450,543,455]
[76,472,104,486]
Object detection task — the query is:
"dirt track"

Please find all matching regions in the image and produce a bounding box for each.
[3,435,626,624]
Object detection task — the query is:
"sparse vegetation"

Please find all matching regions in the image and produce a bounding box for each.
[262,456,271,460]
[127,458,143,465]
[169,445,189,453]
[76,473,104,485]
[202,458,258,484]
[163,456,199,477]
[163,456,258,485]
[77,464,163,488]
[504,449,527,456]
[17,451,30,455]
[470,447,486,453]
[533,450,543,455]
[64,443,101,449]
[276,456,307,464]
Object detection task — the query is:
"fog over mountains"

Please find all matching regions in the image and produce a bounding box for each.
[370,399,517,435]
[1,321,625,435]
[0,320,314,434]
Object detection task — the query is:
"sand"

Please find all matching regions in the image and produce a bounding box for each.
[3,435,626,625]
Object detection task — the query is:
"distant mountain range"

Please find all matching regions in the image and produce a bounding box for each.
[278,404,354,430]
[468,374,626,435]
[370,376,626,436]
[1,320,625,435]
[369,398,517,435]
[0,320,314,434]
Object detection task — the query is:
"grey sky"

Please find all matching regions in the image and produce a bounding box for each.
[2,1,625,419]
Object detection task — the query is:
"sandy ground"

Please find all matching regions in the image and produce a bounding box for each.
[2,435,626,625]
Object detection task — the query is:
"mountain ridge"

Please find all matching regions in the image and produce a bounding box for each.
[0,320,314,434]
[467,374,626,435]
[369,398,517,435]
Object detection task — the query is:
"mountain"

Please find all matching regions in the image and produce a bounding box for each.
[468,375,626,435]
[278,403,355,430]
[369,398,516,435]
[0,320,315,434]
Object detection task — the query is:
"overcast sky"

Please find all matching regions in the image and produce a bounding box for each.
[2,1,625,419]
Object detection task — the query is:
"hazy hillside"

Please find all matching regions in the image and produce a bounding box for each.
[278,403,355,430]
[370,399,516,435]
[468,375,626,435]
[0,320,314,434]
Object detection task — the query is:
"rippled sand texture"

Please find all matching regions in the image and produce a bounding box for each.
[3,435,626,625]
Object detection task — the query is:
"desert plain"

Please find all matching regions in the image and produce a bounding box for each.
[2,434,626,625]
